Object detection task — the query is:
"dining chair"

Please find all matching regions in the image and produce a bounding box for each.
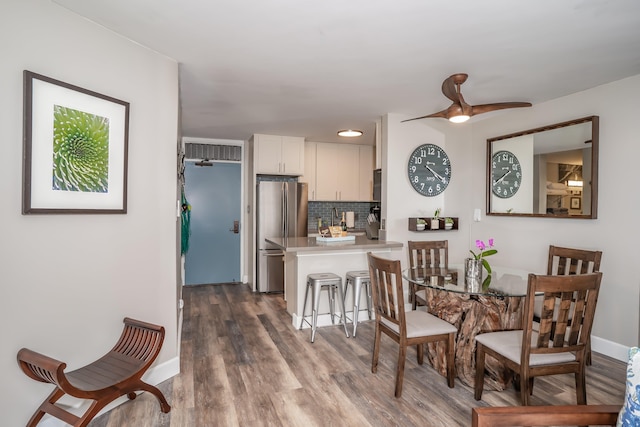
[407,240,448,310]
[471,405,621,427]
[546,245,603,276]
[536,245,603,365]
[472,345,639,426]
[474,272,602,405]
[367,252,457,398]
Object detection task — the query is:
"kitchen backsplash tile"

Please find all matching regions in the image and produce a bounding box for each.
[308,201,379,232]
[257,175,298,182]
[255,176,377,234]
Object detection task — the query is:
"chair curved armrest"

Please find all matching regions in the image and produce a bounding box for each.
[122,317,165,334]
[17,317,170,426]
[17,348,70,388]
[472,404,621,427]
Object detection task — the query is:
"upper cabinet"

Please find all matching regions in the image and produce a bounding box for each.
[302,141,375,201]
[316,143,360,200]
[358,145,374,201]
[253,134,305,175]
[300,141,317,200]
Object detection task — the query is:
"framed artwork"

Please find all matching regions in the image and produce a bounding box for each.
[570,197,581,210]
[22,70,129,214]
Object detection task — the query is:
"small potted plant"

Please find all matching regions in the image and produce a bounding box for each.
[431,208,440,230]
[416,218,426,231]
[444,217,454,230]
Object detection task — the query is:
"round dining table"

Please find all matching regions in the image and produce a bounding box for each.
[403,264,532,390]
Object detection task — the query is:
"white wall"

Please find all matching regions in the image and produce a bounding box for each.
[382,113,473,265]
[1,1,180,425]
[383,74,640,361]
[491,135,534,214]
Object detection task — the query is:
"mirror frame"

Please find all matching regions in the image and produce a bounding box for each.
[486,116,599,219]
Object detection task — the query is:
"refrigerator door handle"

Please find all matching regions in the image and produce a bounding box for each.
[263,252,283,257]
[283,182,288,237]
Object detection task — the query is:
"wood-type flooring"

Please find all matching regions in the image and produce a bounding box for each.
[90,283,626,427]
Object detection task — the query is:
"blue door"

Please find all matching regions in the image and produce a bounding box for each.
[184,161,241,285]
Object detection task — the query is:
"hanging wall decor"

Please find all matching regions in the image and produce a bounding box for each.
[22,70,129,214]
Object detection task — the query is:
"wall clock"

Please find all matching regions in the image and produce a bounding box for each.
[407,143,451,196]
[491,150,522,198]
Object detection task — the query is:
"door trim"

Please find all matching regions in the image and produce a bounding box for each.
[181,137,245,285]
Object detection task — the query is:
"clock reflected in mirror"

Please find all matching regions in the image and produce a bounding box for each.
[407,143,452,197]
[491,150,522,198]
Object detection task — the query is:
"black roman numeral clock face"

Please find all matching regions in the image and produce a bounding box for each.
[407,144,451,196]
[492,150,522,198]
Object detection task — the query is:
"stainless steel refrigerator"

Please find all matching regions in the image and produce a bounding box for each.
[256,181,308,292]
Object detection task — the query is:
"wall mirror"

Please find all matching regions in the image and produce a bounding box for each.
[486,116,599,219]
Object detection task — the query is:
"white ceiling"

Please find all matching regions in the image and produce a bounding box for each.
[53,0,640,145]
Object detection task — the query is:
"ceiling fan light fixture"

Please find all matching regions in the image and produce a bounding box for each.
[401,73,532,124]
[449,114,470,123]
[337,129,363,137]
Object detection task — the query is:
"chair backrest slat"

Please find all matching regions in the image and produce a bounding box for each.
[408,240,448,269]
[368,253,405,331]
[524,273,602,361]
[547,245,602,276]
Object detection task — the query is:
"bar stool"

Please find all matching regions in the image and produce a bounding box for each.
[343,270,372,337]
[299,273,350,342]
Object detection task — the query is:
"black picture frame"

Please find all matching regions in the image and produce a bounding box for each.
[23,70,129,214]
[570,197,581,210]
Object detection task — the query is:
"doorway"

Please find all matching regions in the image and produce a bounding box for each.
[183,160,241,285]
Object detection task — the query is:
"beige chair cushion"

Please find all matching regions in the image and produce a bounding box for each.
[415,289,427,302]
[476,330,576,366]
[381,310,457,338]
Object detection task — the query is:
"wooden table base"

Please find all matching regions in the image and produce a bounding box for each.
[423,288,524,390]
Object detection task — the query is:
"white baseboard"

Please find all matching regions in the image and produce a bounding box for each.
[294,312,632,365]
[38,356,180,427]
[591,335,630,362]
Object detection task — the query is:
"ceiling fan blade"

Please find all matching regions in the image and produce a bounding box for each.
[401,109,448,123]
[402,74,532,124]
[441,73,468,103]
[471,102,532,115]
[442,77,460,103]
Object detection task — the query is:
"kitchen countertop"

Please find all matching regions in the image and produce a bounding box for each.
[308,228,366,235]
[265,236,403,253]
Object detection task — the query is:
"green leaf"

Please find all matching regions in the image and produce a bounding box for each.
[481,249,497,257]
[482,275,492,290]
[481,258,492,273]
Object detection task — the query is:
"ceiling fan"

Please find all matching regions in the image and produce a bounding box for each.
[402,73,532,123]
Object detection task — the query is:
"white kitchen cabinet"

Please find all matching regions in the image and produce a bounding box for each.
[316,143,360,201]
[300,141,317,200]
[358,145,374,201]
[254,134,304,175]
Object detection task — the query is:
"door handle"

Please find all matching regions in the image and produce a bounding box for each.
[229,220,239,234]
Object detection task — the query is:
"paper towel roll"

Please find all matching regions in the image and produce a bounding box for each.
[346,211,355,228]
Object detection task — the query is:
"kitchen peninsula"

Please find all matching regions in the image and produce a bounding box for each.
[265,236,403,328]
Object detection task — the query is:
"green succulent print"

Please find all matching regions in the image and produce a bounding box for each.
[52,105,109,193]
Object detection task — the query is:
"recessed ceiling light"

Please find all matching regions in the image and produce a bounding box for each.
[337,129,363,137]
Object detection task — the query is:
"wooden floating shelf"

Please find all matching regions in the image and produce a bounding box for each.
[408,217,459,232]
